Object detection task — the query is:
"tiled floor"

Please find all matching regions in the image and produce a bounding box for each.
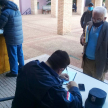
[22,14,84,68]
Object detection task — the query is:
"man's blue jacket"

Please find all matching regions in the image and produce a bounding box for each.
[0,1,23,45]
[12,60,82,108]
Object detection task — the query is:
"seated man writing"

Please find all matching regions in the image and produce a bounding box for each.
[12,50,82,108]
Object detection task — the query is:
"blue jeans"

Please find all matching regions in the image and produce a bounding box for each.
[6,44,24,74]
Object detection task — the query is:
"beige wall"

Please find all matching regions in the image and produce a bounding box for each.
[95,0,102,7]
[10,0,14,2]
[92,0,95,6]
[92,0,102,7]
[105,0,108,11]
[57,0,72,35]
[77,0,85,15]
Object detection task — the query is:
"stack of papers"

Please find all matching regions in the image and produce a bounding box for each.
[0,29,3,34]
[62,67,77,84]
[85,25,89,43]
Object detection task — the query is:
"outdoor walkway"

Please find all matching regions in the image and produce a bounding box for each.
[22,14,108,80]
[22,14,84,70]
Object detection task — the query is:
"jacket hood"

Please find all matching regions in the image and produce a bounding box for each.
[2,1,18,11]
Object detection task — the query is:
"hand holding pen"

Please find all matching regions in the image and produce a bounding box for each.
[67,81,78,89]
[59,73,69,81]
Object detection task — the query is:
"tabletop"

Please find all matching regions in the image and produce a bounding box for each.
[63,67,108,108]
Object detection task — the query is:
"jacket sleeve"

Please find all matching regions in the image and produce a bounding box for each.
[69,87,83,108]
[104,24,108,72]
[80,12,86,28]
[46,86,83,108]
[0,10,9,29]
[107,25,108,59]
[105,27,108,71]
[107,43,108,60]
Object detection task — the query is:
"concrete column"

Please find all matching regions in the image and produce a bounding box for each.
[51,0,58,17]
[77,0,85,15]
[10,0,14,2]
[10,0,20,10]
[31,0,37,15]
[105,0,108,11]
[57,0,72,35]
[95,0,102,7]
[92,0,95,6]
[14,0,20,10]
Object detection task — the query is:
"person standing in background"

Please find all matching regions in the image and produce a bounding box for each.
[80,2,94,32]
[0,0,24,77]
[73,2,77,12]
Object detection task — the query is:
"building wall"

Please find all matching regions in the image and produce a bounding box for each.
[84,0,92,12]
[37,0,47,10]
[19,0,47,14]
[19,0,31,14]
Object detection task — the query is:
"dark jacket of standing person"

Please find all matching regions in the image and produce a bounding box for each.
[80,2,94,31]
[0,1,23,45]
[80,10,92,29]
[12,50,82,108]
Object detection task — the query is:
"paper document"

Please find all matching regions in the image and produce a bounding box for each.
[0,29,3,34]
[85,26,89,43]
[62,67,77,85]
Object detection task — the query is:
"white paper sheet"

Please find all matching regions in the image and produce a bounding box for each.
[0,29,3,34]
[62,67,77,84]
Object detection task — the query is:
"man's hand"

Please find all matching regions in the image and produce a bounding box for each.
[67,81,78,90]
[81,37,86,45]
[80,34,86,46]
[59,73,69,81]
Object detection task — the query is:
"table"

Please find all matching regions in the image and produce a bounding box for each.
[0,30,10,74]
[64,67,108,108]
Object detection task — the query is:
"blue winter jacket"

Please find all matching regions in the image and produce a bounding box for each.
[0,1,23,45]
[12,60,82,108]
